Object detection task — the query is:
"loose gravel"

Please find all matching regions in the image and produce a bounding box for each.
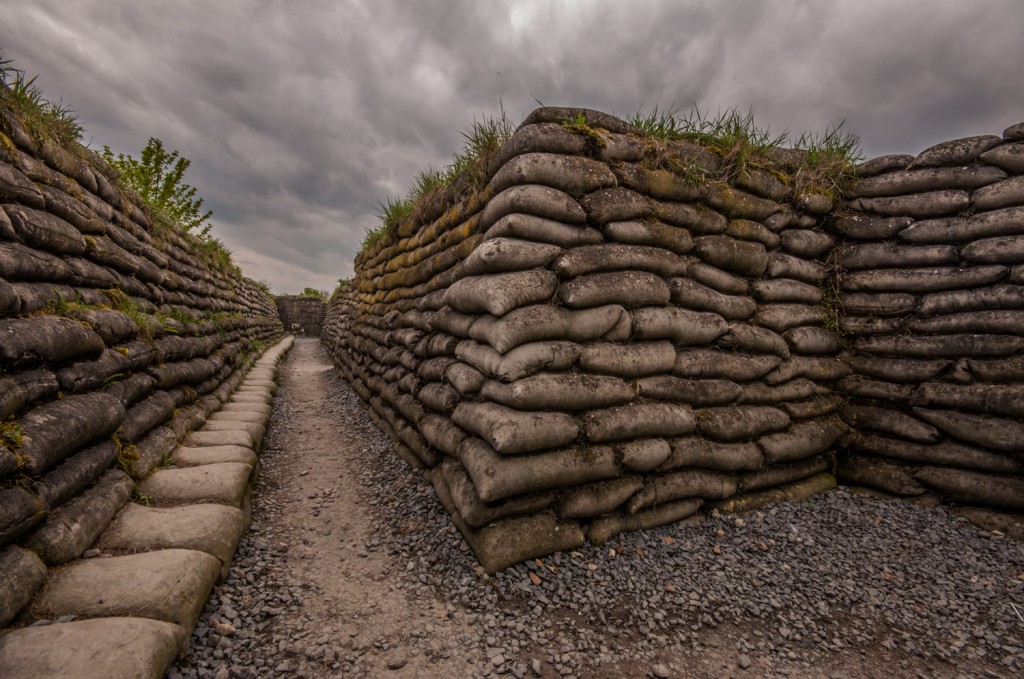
[167,339,1024,679]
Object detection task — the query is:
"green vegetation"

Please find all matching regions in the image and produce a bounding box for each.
[300,287,329,300]
[0,419,24,449]
[100,137,213,237]
[560,112,605,156]
[0,51,83,144]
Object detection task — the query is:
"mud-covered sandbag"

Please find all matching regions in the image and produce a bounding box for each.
[914,134,1003,167]
[441,459,555,528]
[484,213,603,248]
[612,438,672,472]
[603,220,693,254]
[783,326,841,355]
[852,165,1007,198]
[456,340,581,382]
[908,310,1024,335]
[765,252,826,283]
[580,186,652,224]
[836,456,927,496]
[0,486,46,544]
[753,304,825,333]
[4,205,86,256]
[0,370,59,420]
[851,190,970,218]
[658,437,762,472]
[843,265,1008,294]
[678,257,749,294]
[559,476,643,519]
[0,316,105,368]
[739,378,820,405]
[669,278,756,320]
[417,382,461,414]
[418,413,467,457]
[841,405,941,443]
[711,473,836,513]
[636,375,742,406]
[469,304,630,354]
[458,237,562,277]
[458,438,618,502]
[853,434,1022,474]
[147,358,218,389]
[430,307,477,338]
[0,242,73,282]
[674,349,781,382]
[71,308,138,345]
[55,349,132,393]
[764,355,850,384]
[720,324,790,359]
[105,373,157,408]
[17,392,125,475]
[839,375,914,402]
[455,509,585,574]
[481,373,633,411]
[653,200,728,235]
[751,279,823,305]
[615,164,703,202]
[444,269,557,316]
[854,333,1024,358]
[696,406,790,441]
[910,382,1024,419]
[959,234,1024,265]
[739,455,829,492]
[579,341,676,377]
[445,362,486,396]
[838,292,917,317]
[692,236,768,277]
[898,207,1024,243]
[488,152,616,196]
[552,244,683,278]
[580,402,695,442]
[757,417,846,464]
[914,466,1024,511]
[912,407,1024,453]
[560,270,671,308]
[586,498,703,545]
[479,184,586,229]
[121,390,177,442]
[842,356,949,382]
[836,243,958,270]
[452,402,578,454]
[627,470,735,513]
[967,355,1024,383]
[782,393,844,419]
[780,229,834,259]
[417,357,458,382]
[631,307,728,345]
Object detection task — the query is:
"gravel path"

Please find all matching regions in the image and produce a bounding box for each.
[167,338,1024,679]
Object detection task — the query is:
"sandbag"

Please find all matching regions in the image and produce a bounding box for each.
[481,373,633,411]
[457,510,585,574]
[753,304,825,333]
[853,434,1022,474]
[483,213,603,248]
[56,349,132,393]
[838,292,917,316]
[441,458,555,528]
[579,341,676,376]
[757,417,846,464]
[766,252,826,283]
[835,456,927,496]
[692,236,768,277]
[719,324,790,359]
[678,257,749,294]
[841,405,941,444]
[779,229,834,259]
[659,436,762,472]
[912,407,1024,453]
[0,370,60,420]
[636,375,742,406]
[560,270,670,308]
[918,285,1024,317]
[429,306,476,338]
[458,237,562,276]
[456,339,581,382]
[850,165,1005,198]
[695,406,790,441]
[17,392,126,475]
[702,184,781,221]
[764,355,850,383]
[488,152,616,196]
[579,187,652,224]
[842,355,949,382]
[898,207,1024,243]
[783,326,841,355]
[603,220,693,254]
[726,218,780,248]
[668,278,756,320]
[418,413,467,457]
[739,378,820,405]
[838,375,914,402]
[0,316,105,368]
[831,214,912,241]
[445,362,486,396]
[469,304,630,354]
[4,205,86,256]
[782,394,844,419]
[479,184,586,229]
[615,164,702,202]
[458,438,618,502]
[739,455,829,492]
[842,265,1008,294]
[552,244,683,278]
[967,355,1024,383]
[585,498,703,544]
[908,310,1024,335]
[654,200,727,234]
[751,279,823,304]
[711,473,836,513]
[121,390,177,442]
[417,382,461,414]
[559,476,644,519]
[674,349,781,382]
[443,269,557,316]
[451,402,578,454]
[627,470,736,513]
[851,190,970,218]
[581,402,695,442]
[630,307,729,345]
[615,438,672,472]
[854,333,1024,358]
[910,382,1024,419]
[914,466,1024,511]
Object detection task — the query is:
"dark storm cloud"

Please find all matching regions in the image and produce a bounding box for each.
[2,0,1022,291]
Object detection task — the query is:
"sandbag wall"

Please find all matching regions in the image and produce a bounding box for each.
[324,107,850,571]
[832,122,1024,516]
[276,294,326,336]
[0,106,283,589]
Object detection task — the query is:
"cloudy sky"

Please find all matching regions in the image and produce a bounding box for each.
[3,0,1022,293]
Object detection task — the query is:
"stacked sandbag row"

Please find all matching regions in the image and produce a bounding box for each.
[831,121,1024,522]
[0,105,283,574]
[325,107,848,571]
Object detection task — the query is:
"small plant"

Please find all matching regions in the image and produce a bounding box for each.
[134,491,153,506]
[159,452,175,469]
[0,51,83,144]
[1,419,24,449]
[299,287,328,300]
[560,112,605,156]
[114,436,140,475]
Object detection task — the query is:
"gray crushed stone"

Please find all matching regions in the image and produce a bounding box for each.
[167,345,1024,679]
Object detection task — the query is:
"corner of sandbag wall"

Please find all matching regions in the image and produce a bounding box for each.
[0,102,283,626]
[829,121,1024,531]
[324,106,853,572]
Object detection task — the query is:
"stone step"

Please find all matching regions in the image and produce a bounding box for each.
[139,462,253,507]
[185,429,257,449]
[199,419,266,443]
[0,617,185,679]
[208,410,268,425]
[172,444,258,468]
[220,402,272,418]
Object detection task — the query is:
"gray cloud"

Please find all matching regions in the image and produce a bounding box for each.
[3,0,1022,292]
